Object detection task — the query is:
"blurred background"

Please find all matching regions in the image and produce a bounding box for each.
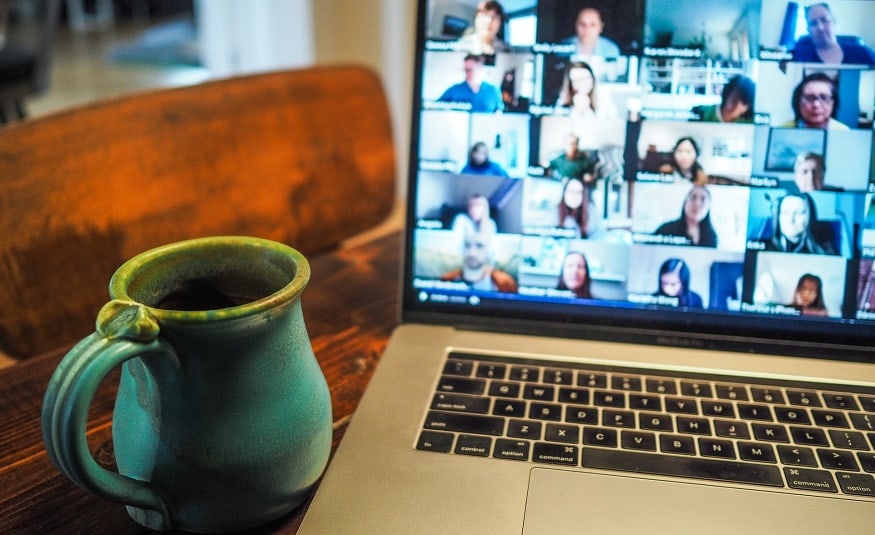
[0,0,415,196]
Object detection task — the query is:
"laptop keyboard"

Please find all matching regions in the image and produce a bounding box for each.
[416,352,875,499]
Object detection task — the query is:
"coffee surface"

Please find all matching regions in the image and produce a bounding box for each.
[155,279,259,311]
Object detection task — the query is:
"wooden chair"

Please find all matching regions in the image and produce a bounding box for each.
[0,65,397,358]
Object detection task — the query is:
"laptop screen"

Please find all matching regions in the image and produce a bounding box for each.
[403,0,875,356]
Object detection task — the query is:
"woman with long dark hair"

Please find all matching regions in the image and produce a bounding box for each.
[557,251,592,298]
[653,185,718,247]
[655,258,703,308]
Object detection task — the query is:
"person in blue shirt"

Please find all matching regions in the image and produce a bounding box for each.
[461,141,508,176]
[438,54,503,113]
[792,3,875,65]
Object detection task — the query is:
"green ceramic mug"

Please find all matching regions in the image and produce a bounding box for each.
[41,236,332,533]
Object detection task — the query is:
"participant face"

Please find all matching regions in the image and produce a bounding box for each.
[799,80,834,128]
[563,179,585,210]
[471,144,488,165]
[796,279,820,307]
[474,8,501,39]
[683,187,709,222]
[569,67,594,96]
[660,271,683,297]
[721,90,750,122]
[794,158,823,192]
[806,5,837,47]
[462,233,489,270]
[468,196,489,222]
[463,59,484,84]
[674,140,698,172]
[562,253,588,291]
[564,134,580,155]
[574,8,604,45]
[779,196,810,242]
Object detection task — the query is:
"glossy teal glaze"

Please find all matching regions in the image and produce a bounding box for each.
[42,237,332,533]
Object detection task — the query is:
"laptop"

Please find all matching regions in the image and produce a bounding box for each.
[300,1,875,532]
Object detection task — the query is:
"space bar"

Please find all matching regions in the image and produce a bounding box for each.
[583,449,784,487]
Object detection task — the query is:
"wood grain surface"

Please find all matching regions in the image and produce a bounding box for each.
[0,230,402,534]
[0,65,396,358]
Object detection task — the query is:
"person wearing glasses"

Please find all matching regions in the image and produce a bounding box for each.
[791,3,875,66]
[782,72,849,129]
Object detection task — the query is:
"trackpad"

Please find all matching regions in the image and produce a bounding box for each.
[523,468,870,534]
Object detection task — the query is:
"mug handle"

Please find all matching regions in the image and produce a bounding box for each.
[42,300,173,525]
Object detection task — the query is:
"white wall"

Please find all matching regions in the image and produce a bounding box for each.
[196,0,415,199]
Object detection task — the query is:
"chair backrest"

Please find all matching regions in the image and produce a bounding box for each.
[0,65,396,358]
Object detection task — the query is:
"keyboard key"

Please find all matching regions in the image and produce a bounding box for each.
[665,397,699,414]
[860,396,875,413]
[438,377,486,395]
[507,419,542,440]
[738,403,773,421]
[823,393,859,411]
[509,366,540,382]
[545,424,579,444]
[676,416,711,435]
[790,426,829,446]
[714,420,751,439]
[660,434,696,455]
[817,449,860,471]
[812,409,849,428]
[680,381,713,398]
[476,363,506,379]
[640,412,674,432]
[646,378,677,395]
[849,413,875,431]
[443,360,473,377]
[751,388,785,404]
[612,375,642,392]
[856,452,875,473]
[787,390,822,407]
[578,372,607,388]
[784,467,837,493]
[602,410,636,428]
[565,406,598,425]
[777,445,818,467]
[416,431,454,453]
[431,393,491,414]
[533,442,579,466]
[715,384,748,401]
[829,430,870,450]
[488,382,521,398]
[699,438,735,460]
[701,401,735,419]
[493,439,530,461]
[543,368,574,385]
[621,430,657,451]
[774,406,811,425]
[529,403,563,421]
[583,427,618,447]
[558,387,590,405]
[629,394,662,411]
[583,449,783,487]
[493,400,526,418]
[424,411,504,436]
[455,434,492,457]
[738,442,777,463]
[836,472,875,497]
[524,385,556,401]
[752,423,790,443]
[593,391,626,408]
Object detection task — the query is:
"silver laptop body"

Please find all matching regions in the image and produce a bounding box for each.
[300,1,875,533]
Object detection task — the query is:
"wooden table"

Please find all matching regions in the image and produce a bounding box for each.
[0,231,402,534]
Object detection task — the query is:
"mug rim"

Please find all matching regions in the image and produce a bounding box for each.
[108,235,310,322]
